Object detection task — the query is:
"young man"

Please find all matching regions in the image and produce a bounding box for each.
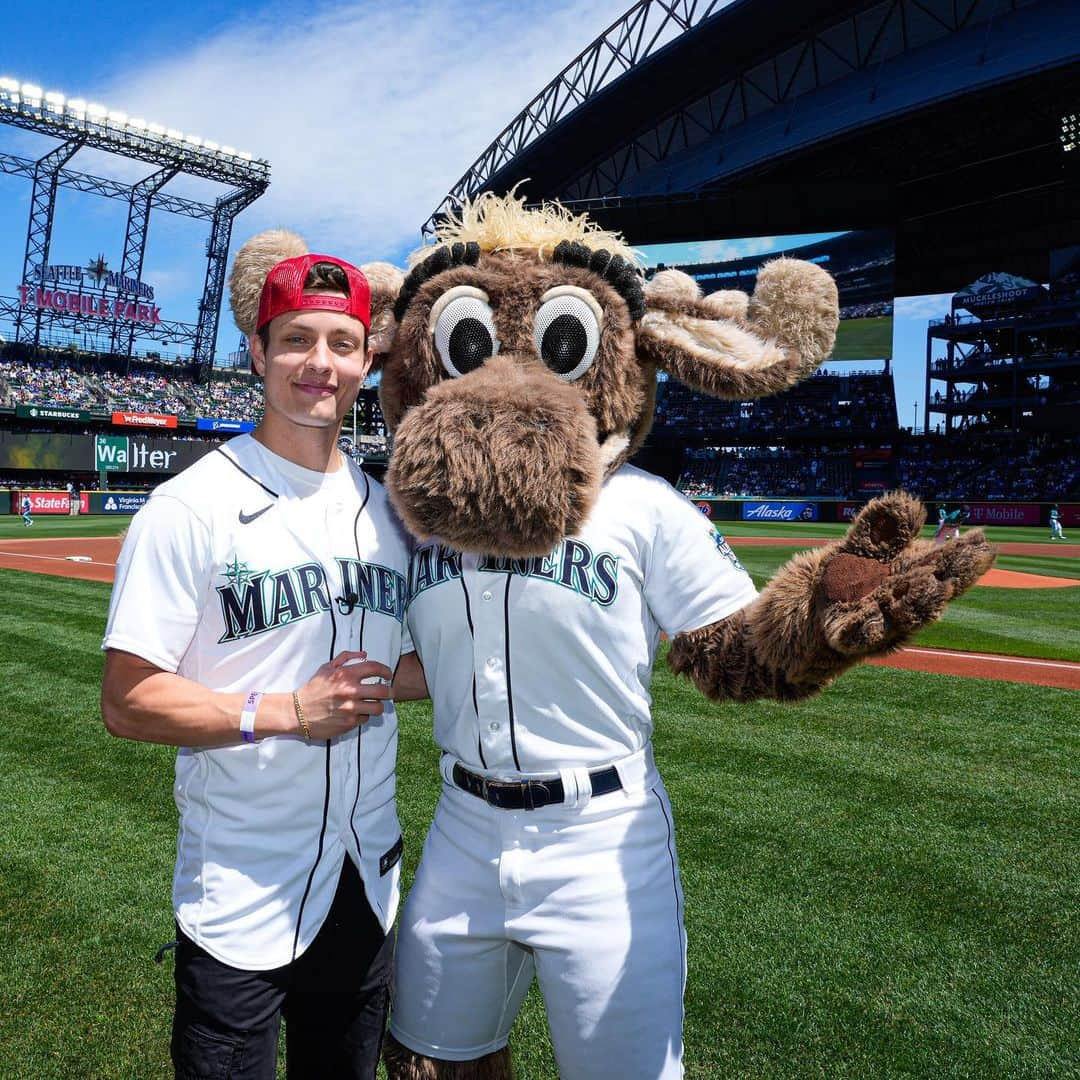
[21,493,32,527]
[101,251,419,1078]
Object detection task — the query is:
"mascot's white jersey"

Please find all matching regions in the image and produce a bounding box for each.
[405,464,757,774]
[103,435,412,970]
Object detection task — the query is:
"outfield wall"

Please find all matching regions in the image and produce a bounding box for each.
[11,489,151,515]
[690,498,1079,528]
[0,430,217,475]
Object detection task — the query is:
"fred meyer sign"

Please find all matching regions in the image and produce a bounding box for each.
[95,435,179,473]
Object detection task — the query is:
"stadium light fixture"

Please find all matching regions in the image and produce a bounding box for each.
[87,103,108,118]
[67,98,87,116]
[128,118,147,130]
[108,110,127,125]
[183,134,203,146]
[44,91,65,107]
[237,151,252,160]
[166,128,183,141]
[221,145,237,156]
[1062,113,1078,153]
[0,77,19,92]
[202,139,218,151]
[21,82,43,100]
[147,122,166,135]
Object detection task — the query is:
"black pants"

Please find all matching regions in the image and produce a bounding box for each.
[171,857,393,1079]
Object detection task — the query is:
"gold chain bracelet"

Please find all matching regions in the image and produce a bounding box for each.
[292,691,312,741]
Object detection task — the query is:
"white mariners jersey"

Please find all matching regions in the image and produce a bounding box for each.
[405,465,757,774]
[103,434,412,970]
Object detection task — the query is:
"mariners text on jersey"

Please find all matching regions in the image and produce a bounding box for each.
[218,557,408,643]
[409,538,620,607]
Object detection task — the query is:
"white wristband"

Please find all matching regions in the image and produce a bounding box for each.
[240,690,262,744]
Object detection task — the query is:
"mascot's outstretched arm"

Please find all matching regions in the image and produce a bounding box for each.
[669,491,994,701]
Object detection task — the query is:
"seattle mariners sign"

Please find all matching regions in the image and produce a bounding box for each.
[18,254,162,326]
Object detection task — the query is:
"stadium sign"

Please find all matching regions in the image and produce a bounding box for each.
[953,273,1044,315]
[741,501,819,522]
[94,435,179,473]
[112,411,178,429]
[99,492,151,514]
[15,404,91,422]
[956,502,1040,526]
[18,490,90,515]
[28,255,155,300]
[17,285,162,326]
[196,417,255,433]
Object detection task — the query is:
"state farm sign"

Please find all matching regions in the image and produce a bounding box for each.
[20,490,90,514]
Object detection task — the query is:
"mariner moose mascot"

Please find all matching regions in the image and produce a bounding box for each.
[232,193,993,1080]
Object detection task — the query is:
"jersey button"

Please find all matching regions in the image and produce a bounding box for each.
[486,656,498,669]
[481,590,493,602]
[488,722,500,732]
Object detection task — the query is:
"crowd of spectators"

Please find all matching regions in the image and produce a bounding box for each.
[894,432,1080,501]
[2,358,89,407]
[678,446,855,498]
[0,353,263,421]
[655,371,897,437]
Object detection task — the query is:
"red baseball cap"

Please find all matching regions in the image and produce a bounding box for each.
[256,253,371,332]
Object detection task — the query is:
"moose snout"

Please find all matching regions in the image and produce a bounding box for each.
[386,356,603,557]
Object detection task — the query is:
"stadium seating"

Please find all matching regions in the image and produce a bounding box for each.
[0,352,262,420]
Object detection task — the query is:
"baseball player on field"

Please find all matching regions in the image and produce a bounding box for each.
[21,494,33,527]
[353,193,992,1080]
[101,238,423,1078]
[1050,505,1066,540]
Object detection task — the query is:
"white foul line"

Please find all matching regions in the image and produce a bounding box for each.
[900,647,1079,672]
[0,550,116,569]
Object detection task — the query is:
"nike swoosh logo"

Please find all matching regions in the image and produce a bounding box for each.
[238,504,273,525]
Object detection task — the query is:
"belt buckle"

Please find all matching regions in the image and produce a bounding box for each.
[521,781,535,811]
[479,776,492,803]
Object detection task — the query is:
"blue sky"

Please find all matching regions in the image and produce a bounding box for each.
[0,0,634,358]
[1,0,956,422]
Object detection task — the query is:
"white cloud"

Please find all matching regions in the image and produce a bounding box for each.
[893,292,953,319]
[100,0,630,267]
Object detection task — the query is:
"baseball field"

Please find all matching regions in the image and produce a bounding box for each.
[1,515,1077,1078]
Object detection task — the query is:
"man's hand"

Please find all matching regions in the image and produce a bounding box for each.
[294,651,395,738]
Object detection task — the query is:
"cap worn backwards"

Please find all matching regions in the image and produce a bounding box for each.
[256,254,371,332]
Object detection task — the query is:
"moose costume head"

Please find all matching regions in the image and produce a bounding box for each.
[229,193,838,557]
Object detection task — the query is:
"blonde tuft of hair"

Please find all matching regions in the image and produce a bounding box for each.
[412,188,639,267]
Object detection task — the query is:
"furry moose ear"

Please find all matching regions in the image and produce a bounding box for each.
[228,229,308,337]
[360,261,406,360]
[635,258,839,399]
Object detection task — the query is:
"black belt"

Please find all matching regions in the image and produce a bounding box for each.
[451,761,622,811]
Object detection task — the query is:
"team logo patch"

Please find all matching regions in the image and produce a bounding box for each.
[710,529,745,573]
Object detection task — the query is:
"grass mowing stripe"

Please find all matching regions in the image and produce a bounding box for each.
[727,551,1080,662]
[994,554,1080,579]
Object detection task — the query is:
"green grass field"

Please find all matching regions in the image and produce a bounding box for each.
[830,316,893,362]
[0,522,1078,1078]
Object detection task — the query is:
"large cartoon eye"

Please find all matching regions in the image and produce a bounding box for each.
[430,286,499,378]
[533,286,603,381]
